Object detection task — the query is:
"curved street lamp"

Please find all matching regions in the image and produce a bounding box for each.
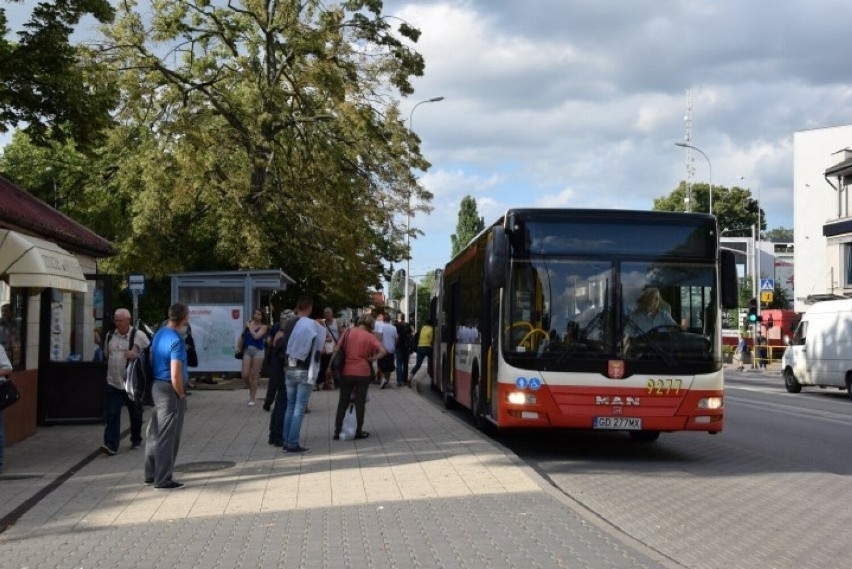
[675,142,713,215]
[404,96,445,322]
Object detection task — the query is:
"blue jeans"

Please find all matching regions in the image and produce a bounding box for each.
[410,346,433,379]
[283,369,313,449]
[394,349,409,385]
[103,383,143,451]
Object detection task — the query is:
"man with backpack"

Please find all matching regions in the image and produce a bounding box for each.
[100,308,150,456]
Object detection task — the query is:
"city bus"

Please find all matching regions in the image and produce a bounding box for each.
[431,208,739,441]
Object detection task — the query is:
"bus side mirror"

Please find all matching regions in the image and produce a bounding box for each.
[485,226,508,290]
[720,249,739,309]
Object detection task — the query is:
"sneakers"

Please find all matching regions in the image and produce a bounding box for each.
[99,445,117,456]
[248,400,256,406]
[154,480,184,489]
[130,442,142,450]
[284,445,311,454]
[380,378,388,389]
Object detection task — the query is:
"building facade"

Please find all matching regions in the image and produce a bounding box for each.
[793,125,852,312]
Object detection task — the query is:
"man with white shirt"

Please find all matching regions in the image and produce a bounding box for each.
[101,308,150,455]
[282,296,323,454]
[373,313,397,389]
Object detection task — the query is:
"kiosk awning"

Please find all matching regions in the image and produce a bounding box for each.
[0,229,88,293]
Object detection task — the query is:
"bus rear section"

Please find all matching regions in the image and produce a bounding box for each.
[435,208,739,439]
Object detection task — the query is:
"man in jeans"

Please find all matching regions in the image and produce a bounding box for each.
[100,308,149,455]
[282,296,324,454]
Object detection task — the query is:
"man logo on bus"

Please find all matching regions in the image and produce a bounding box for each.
[596,396,640,406]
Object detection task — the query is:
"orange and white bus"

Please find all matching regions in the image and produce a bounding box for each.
[431,208,739,441]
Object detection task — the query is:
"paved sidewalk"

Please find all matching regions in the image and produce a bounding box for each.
[0,380,670,569]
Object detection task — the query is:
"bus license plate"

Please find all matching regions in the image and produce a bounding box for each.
[594,417,642,430]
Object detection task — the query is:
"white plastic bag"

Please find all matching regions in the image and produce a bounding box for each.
[340,403,357,440]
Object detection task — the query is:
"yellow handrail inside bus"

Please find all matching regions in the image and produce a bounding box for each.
[518,328,549,350]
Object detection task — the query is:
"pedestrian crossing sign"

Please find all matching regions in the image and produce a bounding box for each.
[760,279,774,292]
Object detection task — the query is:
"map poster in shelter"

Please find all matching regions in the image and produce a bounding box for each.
[188,305,244,373]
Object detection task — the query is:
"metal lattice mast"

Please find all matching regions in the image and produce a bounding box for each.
[683,90,695,212]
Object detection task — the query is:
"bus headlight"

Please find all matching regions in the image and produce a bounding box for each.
[698,397,723,410]
[507,392,536,405]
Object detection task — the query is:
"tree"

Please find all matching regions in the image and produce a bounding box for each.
[84,0,428,308]
[414,270,436,329]
[766,284,792,310]
[0,0,117,147]
[764,227,793,242]
[653,181,764,236]
[450,195,485,257]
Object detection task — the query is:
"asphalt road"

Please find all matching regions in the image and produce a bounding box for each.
[424,371,852,569]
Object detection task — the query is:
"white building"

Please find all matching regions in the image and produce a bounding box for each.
[792,125,852,312]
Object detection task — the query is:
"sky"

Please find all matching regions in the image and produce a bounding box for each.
[385,0,852,279]
[6,1,852,286]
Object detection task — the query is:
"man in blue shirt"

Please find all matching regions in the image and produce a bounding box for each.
[144,303,189,489]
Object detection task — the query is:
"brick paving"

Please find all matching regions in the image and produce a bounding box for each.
[0,379,671,569]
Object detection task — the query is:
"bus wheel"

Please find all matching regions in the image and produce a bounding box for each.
[629,430,660,442]
[784,368,802,393]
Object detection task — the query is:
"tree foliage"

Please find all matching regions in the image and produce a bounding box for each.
[764,227,793,242]
[450,195,485,257]
[68,0,430,309]
[653,181,764,236]
[0,0,117,147]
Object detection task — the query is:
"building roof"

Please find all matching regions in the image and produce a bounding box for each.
[0,175,114,257]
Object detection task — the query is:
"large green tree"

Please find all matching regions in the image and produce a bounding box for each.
[79,0,429,308]
[450,195,485,257]
[0,0,117,146]
[653,181,764,236]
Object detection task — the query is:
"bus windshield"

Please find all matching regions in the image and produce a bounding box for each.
[504,258,717,368]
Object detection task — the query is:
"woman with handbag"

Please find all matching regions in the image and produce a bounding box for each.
[241,310,269,406]
[331,315,386,440]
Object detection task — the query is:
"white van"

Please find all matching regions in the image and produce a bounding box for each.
[782,299,852,399]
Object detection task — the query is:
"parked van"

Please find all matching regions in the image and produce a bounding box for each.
[782,299,852,399]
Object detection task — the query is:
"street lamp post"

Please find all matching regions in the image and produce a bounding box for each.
[404,96,444,321]
[675,142,713,215]
[740,176,762,352]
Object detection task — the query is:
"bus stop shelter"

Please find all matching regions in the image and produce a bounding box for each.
[170,270,295,374]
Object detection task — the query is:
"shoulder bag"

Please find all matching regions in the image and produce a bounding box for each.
[329,329,350,377]
[0,378,21,410]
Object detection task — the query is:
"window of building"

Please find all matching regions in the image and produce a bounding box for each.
[47,288,94,362]
[845,244,852,288]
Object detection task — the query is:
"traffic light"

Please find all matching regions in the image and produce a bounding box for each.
[747,307,757,323]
